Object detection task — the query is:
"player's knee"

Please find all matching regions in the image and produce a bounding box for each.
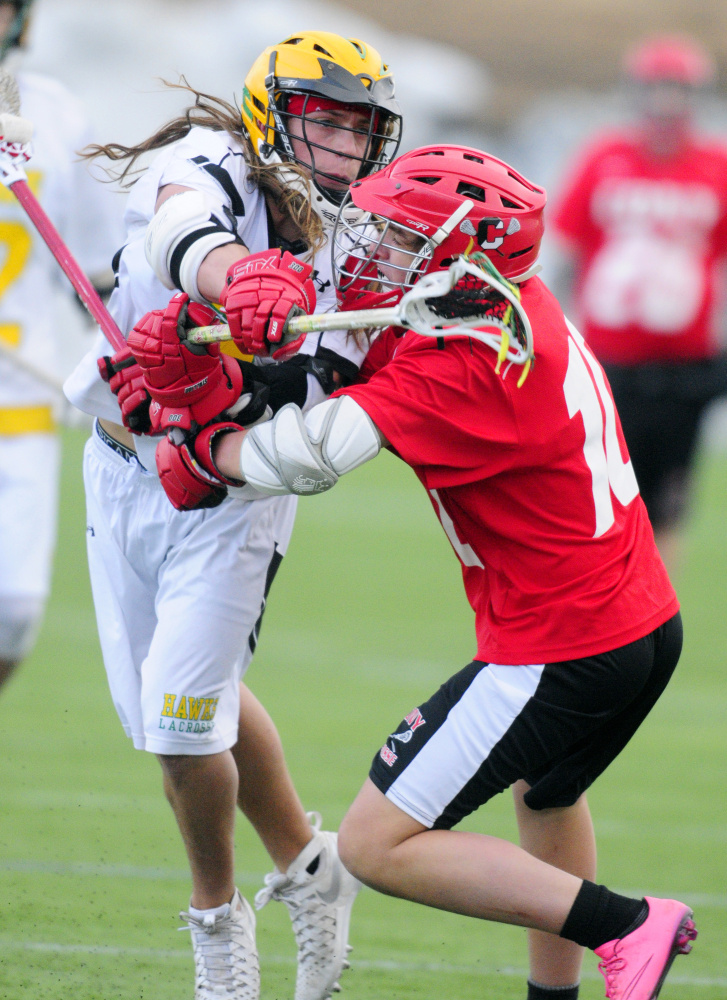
[338,816,378,885]
[0,596,44,663]
[157,752,197,782]
[338,804,393,887]
[156,751,230,791]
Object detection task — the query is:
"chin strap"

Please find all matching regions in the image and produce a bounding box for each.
[510,263,543,283]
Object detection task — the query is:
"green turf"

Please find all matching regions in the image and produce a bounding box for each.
[0,427,724,999]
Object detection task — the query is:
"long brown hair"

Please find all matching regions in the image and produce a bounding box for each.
[82,80,326,256]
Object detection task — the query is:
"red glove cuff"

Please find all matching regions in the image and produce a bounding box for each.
[156,434,227,512]
[193,422,246,487]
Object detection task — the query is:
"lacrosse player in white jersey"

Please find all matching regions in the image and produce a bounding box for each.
[63,31,402,1000]
[0,0,121,691]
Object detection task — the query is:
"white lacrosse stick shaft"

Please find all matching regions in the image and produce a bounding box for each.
[187,303,403,342]
[186,257,534,367]
[0,336,66,392]
[0,69,125,353]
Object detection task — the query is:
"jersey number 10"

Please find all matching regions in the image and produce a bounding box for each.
[563,320,639,537]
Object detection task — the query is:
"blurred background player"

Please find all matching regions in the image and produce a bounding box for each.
[209,144,697,1000]
[0,0,121,690]
[548,34,727,577]
[64,31,401,1000]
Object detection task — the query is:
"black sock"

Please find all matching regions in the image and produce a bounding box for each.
[305,853,321,876]
[527,981,579,1000]
[559,880,649,950]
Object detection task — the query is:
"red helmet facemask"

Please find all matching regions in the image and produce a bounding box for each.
[332,144,546,294]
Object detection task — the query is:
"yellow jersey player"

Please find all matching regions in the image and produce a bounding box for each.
[0,0,121,690]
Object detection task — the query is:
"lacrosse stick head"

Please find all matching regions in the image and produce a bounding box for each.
[0,67,31,157]
[242,31,401,225]
[332,144,546,294]
[0,66,20,114]
[394,254,534,368]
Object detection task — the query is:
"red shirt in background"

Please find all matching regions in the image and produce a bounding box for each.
[550,128,727,364]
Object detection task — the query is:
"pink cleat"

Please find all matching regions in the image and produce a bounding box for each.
[594,896,697,1000]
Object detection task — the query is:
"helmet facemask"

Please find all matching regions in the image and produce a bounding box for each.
[334,201,432,294]
[269,92,399,209]
[247,45,402,227]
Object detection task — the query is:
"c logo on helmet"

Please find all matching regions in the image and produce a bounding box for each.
[477,217,505,250]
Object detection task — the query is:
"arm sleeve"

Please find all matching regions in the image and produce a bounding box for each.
[154,131,256,238]
[338,334,520,488]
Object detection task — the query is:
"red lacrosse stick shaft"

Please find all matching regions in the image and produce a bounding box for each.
[10,177,125,352]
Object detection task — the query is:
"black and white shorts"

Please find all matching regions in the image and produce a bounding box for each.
[370,613,682,828]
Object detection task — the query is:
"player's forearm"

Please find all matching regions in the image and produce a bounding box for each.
[214,428,249,481]
[196,242,250,303]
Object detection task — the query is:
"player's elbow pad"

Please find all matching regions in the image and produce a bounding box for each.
[239,396,382,496]
[144,190,241,301]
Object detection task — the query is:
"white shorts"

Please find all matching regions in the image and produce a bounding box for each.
[0,432,60,658]
[0,432,60,599]
[83,423,297,755]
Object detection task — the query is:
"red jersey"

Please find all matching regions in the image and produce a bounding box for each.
[341,277,678,664]
[550,127,727,364]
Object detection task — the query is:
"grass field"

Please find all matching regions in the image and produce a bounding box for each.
[0,426,725,999]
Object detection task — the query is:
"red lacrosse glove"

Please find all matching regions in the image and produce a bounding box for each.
[98,347,152,434]
[155,423,243,512]
[220,248,316,355]
[128,293,243,432]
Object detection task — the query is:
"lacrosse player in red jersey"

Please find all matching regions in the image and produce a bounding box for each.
[211,145,697,1000]
[63,32,401,1000]
[0,0,121,692]
[549,34,727,577]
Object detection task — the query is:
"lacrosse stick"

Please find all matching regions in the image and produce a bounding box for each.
[0,336,66,393]
[0,69,125,353]
[187,253,535,383]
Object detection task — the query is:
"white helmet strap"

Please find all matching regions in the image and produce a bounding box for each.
[429,199,475,247]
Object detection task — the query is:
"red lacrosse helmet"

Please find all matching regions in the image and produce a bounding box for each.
[333,144,546,292]
[624,35,715,88]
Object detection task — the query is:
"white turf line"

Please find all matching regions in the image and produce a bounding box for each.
[0,939,723,988]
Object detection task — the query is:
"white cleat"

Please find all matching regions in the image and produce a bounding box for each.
[255,812,362,1000]
[180,888,260,999]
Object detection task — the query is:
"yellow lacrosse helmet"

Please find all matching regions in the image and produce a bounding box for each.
[242,31,402,224]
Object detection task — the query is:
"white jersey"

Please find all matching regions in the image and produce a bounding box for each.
[0,72,122,411]
[64,126,364,473]
[70,131,352,750]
